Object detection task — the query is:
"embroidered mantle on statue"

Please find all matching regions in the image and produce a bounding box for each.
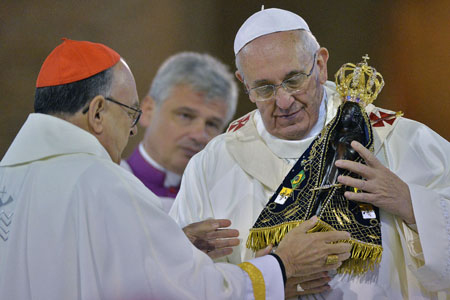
[247,101,383,275]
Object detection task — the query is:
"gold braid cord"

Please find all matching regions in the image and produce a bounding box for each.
[238,262,266,300]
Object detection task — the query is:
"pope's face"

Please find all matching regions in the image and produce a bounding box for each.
[236,30,329,140]
[141,84,229,175]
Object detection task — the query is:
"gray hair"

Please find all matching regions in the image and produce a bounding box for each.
[149,52,238,123]
[236,29,320,72]
[297,30,320,55]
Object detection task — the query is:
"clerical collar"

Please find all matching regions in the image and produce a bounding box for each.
[255,88,328,160]
[138,143,181,188]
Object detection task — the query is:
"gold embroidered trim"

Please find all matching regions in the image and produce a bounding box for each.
[238,262,266,300]
[247,219,383,275]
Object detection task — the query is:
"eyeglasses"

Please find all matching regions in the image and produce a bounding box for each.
[82,96,142,127]
[247,53,317,102]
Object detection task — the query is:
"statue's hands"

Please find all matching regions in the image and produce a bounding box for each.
[183,219,240,259]
[336,140,415,224]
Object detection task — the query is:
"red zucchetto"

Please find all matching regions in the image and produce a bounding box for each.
[36,38,120,88]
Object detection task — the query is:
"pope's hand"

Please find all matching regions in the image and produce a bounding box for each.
[255,243,333,297]
[182,219,240,259]
[275,216,351,278]
[255,244,273,258]
[336,140,415,224]
[285,272,332,298]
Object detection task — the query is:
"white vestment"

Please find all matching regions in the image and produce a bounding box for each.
[0,113,284,300]
[170,82,450,299]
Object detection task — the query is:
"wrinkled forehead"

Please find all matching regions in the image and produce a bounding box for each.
[237,31,310,81]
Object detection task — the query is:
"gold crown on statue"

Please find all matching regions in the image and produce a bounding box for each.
[335,54,384,107]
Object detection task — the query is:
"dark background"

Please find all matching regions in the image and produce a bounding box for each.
[1,0,449,158]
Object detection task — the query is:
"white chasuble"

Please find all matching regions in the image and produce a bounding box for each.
[170,81,450,299]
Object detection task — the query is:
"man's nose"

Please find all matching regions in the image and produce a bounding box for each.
[274,86,295,110]
[189,121,210,145]
[130,124,138,137]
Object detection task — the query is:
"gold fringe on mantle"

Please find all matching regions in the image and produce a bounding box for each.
[246,218,382,275]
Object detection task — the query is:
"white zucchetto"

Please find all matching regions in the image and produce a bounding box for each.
[234,8,310,55]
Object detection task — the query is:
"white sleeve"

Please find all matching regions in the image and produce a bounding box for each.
[385,118,450,291]
[81,162,284,299]
[242,255,285,300]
